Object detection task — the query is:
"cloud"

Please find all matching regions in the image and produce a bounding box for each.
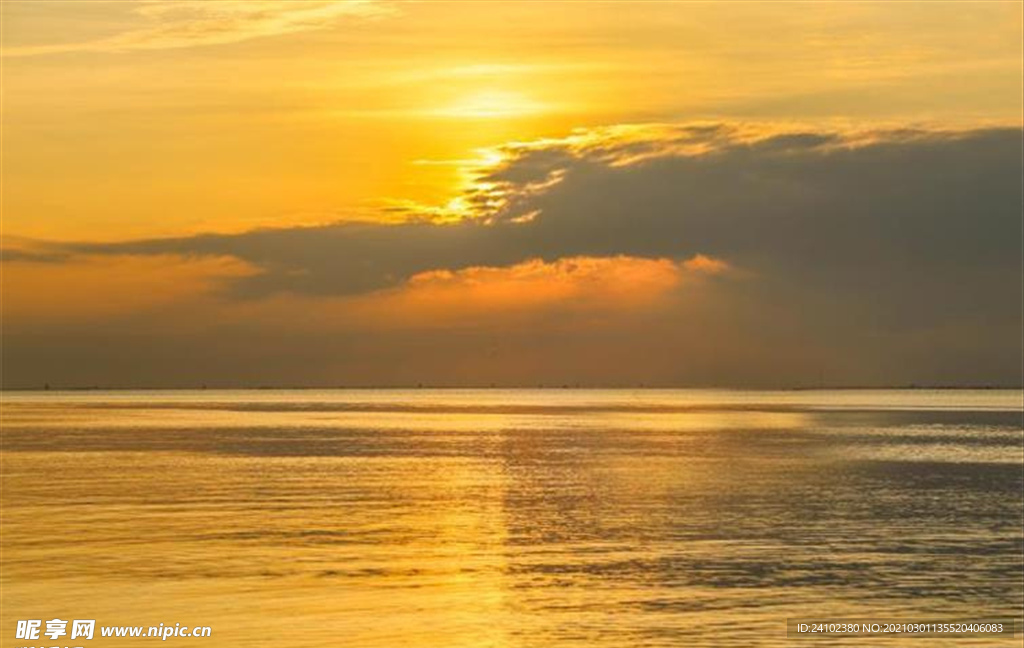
[401,255,682,309]
[346,255,724,327]
[3,122,1021,387]
[682,254,731,275]
[2,253,256,324]
[1,1,389,57]
[0,248,70,264]
[28,123,1020,300]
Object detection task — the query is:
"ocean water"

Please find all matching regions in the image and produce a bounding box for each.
[1,389,1021,647]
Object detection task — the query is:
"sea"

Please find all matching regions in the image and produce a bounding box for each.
[1,389,1022,647]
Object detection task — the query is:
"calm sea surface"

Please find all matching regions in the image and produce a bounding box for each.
[2,389,1022,647]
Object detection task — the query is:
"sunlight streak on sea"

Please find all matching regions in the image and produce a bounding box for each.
[2,389,1022,647]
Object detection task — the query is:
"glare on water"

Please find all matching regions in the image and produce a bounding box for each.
[1,390,1021,647]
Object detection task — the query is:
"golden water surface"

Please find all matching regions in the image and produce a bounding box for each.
[2,389,1022,647]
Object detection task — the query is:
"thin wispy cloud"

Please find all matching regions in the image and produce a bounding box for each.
[1,1,391,57]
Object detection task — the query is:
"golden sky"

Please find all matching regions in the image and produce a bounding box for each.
[2,1,1022,387]
[4,0,1021,239]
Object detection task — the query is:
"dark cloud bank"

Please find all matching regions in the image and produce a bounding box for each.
[4,125,1022,388]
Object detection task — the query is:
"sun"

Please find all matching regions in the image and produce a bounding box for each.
[439,90,547,119]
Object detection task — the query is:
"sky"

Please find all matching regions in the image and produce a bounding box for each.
[1,0,1022,388]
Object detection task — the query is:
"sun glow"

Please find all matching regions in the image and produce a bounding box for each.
[439,90,547,119]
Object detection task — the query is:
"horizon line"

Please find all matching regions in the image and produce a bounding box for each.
[2,384,1022,393]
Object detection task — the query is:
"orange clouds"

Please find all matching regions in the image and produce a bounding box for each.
[683,254,731,275]
[1,254,256,325]
[347,254,731,326]
[1,246,732,336]
[408,255,679,306]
